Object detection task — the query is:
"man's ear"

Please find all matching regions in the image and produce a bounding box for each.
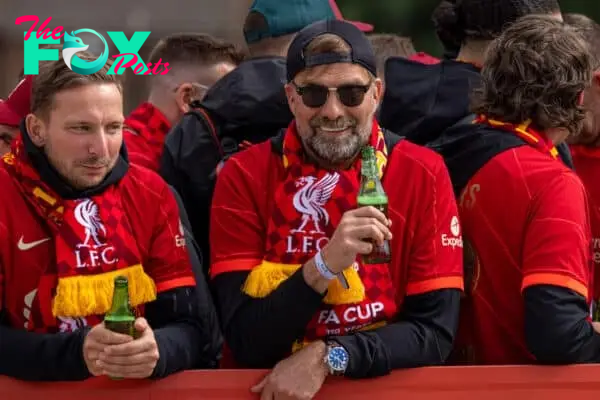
[25,113,46,147]
[174,83,195,114]
[372,77,384,105]
[284,83,298,115]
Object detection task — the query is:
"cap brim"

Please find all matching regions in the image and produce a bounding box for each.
[346,20,374,32]
[0,101,22,127]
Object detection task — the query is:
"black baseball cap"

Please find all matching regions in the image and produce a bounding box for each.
[286,19,377,82]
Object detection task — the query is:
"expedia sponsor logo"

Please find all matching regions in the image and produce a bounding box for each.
[593,238,600,264]
[442,216,463,249]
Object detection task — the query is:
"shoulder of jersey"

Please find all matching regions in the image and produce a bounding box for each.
[126,163,169,191]
[390,139,446,172]
[226,140,275,168]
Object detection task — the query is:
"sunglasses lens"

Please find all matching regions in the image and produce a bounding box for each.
[337,86,368,107]
[301,85,329,108]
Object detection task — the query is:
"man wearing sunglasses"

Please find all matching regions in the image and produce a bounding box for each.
[210,19,463,399]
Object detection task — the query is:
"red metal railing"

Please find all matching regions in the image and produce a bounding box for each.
[2,365,599,399]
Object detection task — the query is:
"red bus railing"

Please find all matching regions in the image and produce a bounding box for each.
[1,365,599,399]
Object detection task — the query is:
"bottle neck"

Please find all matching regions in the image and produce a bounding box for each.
[109,285,130,313]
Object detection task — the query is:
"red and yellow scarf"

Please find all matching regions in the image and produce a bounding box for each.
[475,115,559,159]
[2,137,156,328]
[124,102,171,171]
[243,120,397,345]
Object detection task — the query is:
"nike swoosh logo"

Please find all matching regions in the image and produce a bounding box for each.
[18,236,51,251]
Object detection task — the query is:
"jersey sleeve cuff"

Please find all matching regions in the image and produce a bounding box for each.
[155,276,197,293]
[406,276,464,296]
[521,272,588,299]
[210,258,262,279]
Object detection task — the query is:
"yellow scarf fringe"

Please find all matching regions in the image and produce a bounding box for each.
[242,260,365,304]
[52,264,157,318]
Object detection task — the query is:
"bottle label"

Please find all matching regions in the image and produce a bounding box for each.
[105,319,136,337]
[357,200,388,214]
[356,203,391,264]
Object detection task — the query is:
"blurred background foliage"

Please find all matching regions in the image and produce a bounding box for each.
[338,0,600,57]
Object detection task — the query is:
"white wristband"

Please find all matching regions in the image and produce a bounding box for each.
[315,251,336,281]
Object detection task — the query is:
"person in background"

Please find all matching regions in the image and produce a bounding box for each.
[210,20,463,399]
[368,34,414,80]
[564,13,600,316]
[433,0,461,60]
[0,76,32,155]
[0,54,212,381]
[124,33,245,171]
[431,15,600,364]
[379,0,564,154]
[368,34,439,81]
[161,0,374,272]
[0,46,64,156]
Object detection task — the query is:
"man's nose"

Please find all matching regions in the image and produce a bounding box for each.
[88,129,110,157]
[319,89,345,120]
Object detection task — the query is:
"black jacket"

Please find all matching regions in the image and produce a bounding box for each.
[160,57,293,272]
[378,57,574,169]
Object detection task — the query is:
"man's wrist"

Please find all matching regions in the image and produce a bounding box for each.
[311,340,330,378]
[302,257,331,294]
[320,245,343,273]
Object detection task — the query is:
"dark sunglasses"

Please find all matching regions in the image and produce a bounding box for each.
[292,81,372,108]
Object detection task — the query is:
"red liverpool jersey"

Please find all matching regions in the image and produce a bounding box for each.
[458,144,592,364]
[211,136,464,354]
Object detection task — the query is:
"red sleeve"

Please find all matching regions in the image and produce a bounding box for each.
[521,172,591,299]
[145,183,196,293]
[210,154,266,279]
[405,159,464,296]
[124,131,157,171]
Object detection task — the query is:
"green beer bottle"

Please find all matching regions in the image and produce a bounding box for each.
[104,276,136,337]
[357,145,391,264]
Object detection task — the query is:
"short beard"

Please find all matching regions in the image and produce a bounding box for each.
[300,116,371,166]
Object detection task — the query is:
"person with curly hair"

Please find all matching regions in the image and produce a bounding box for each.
[428,14,600,365]
[379,0,568,163]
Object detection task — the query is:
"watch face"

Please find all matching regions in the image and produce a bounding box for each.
[327,347,349,372]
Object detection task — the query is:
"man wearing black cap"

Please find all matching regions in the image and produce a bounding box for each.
[161,0,374,276]
[210,20,463,397]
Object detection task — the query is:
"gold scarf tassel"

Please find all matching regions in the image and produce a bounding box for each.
[52,264,157,318]
[242,260,365,304]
